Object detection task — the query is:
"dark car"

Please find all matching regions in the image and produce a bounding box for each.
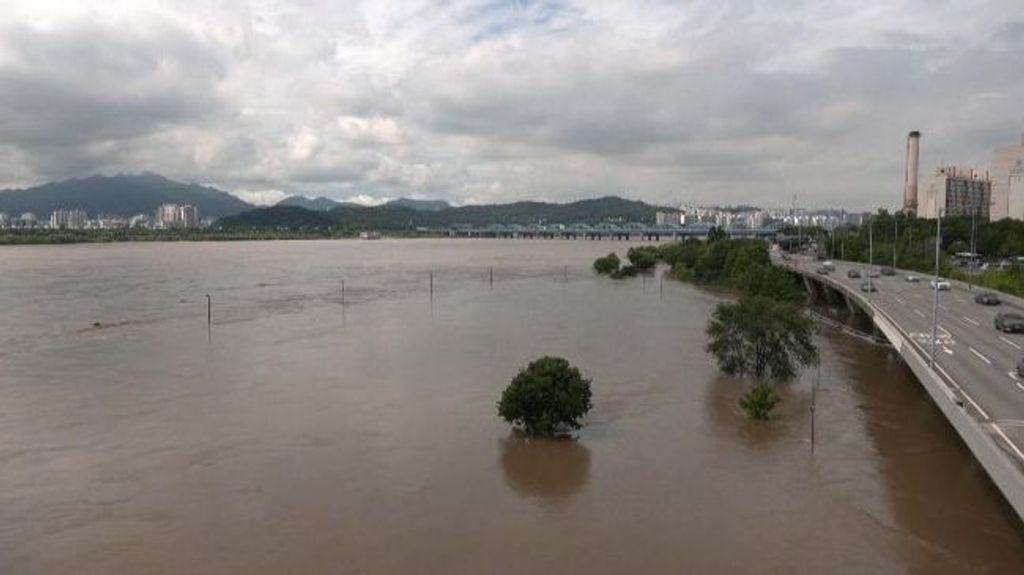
[995,312,1024,333]
[974,292,1002,306]
[880,267,896,276]
[816,267,830,275]
[848,269,862,279]
[1018,357,1024,378]
[860,281,877,293]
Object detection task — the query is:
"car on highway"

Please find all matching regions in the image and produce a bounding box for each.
[880,266,896,276]
[860,281,877,293]
[822,261,835,271]
[815,267,830,275]
[905,275,920,283]
[995,312,1024,333]
[973,292,1002,306]
[930,280,951,291]
[848,269,862,279]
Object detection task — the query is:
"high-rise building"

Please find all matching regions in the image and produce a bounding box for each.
[990,135,1024,221]
[917,166,991,219]
[49,208,87,229]
[155,203,200,228]
[903,131,921,215]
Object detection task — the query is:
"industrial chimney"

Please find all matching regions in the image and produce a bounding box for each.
[903,131,921,215]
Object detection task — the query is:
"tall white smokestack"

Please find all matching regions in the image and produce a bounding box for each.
[903,131,921,215]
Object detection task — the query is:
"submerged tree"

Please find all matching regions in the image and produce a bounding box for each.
[593,252,621,275]
[738,382,781,421]
[498,356,593,437]
[706,296,817,380]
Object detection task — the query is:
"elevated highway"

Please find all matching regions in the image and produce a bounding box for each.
[778,253,1024,521]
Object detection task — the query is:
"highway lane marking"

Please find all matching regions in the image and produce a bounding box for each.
[894,296,906,304]
[993,424,1024,464]
[933,363,990,419]
[939,304,949,311]
[1011,371,1019,381]
[938,325,952,337]
[968,346,992,365]
[999,336,1022,350]
[962,316,980,326]
[943,346,954,355]
[913,309,927,319]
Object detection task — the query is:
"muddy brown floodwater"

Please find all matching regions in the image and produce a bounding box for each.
[1,239,1022,573]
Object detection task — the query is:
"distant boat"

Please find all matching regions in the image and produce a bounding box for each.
[359,231,382,240]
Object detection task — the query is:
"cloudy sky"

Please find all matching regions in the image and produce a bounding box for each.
[0,0,1021,209]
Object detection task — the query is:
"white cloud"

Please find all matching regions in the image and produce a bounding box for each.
[0,0,1021,210]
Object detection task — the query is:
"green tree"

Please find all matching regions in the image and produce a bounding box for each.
[627,246,659,271]
[705,296,818,380]
[739,382,781,420]
[593,252,621,274]
[498,357,593,437]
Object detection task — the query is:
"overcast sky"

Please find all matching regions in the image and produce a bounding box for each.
[0,1,1021,209]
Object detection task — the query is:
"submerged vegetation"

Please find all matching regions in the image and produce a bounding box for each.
[593,252,621,275]
[498,356,593,437]
[593,235,817,420]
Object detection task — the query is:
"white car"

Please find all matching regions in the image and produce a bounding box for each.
[905,275,920,283]
[930,280,951,291]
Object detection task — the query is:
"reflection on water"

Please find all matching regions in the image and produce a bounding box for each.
[499,434,590,500]
[0,239,1021,574]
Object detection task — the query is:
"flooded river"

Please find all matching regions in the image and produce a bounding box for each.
[1,240,1022,573]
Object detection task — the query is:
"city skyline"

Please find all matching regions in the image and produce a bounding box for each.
[0,1,1021,211]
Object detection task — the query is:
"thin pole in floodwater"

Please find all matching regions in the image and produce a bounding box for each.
[206,294,211,328]
[811,360,819,454]
[489,266,493,287]
[660,274,664,300]
[341,280,345,306]
[430,271,434,300]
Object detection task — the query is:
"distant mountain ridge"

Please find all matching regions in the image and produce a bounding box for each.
[0,173,253,218]
[220,196,665,230]
[275,195,451,212]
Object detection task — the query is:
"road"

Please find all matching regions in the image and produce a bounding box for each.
[779,254,1024,465]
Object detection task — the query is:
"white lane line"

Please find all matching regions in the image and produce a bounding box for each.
[999,336,1022,350]
[993,424,1024,464]
[914,309,927,319]
[1010,371,1019,381]
[894,296,906,305]
[962,316,980,326]
[969,346,992,365]
[939,304,949,311]
[938,325,952,337]
[933,363,990,419]
[943,346,954,355]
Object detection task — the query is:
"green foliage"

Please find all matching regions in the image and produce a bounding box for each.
[739,382,781,420]
[659,238,800,301]
[497,357,593,437]
[627,245,659,271]
[610,264,639,279]
[706,296,818,380]
[593,252,621,275]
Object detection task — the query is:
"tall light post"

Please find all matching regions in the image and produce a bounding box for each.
[868,218,874,293]
[968,207,977,292]
[931,208,943,367]
[893,213,898,269]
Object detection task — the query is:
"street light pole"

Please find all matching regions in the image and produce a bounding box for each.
[893,214,898,269]
[931,208,942,367]
[968,209,976,292]
[869,219,874,293]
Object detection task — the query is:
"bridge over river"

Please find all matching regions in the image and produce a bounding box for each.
[779,253,1024,521]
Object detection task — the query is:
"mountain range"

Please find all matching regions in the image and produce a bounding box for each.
[0,173,668,228]
[219,196,664,230]
[276,195,451,212]
[0,173,252,218]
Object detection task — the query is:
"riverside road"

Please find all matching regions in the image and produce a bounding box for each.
[780,254,1024,467]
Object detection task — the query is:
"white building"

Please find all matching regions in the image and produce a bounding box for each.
[917,166,992,219]
[991,136,1024,221]
[50,208,88,229]
[155,203,200,228]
